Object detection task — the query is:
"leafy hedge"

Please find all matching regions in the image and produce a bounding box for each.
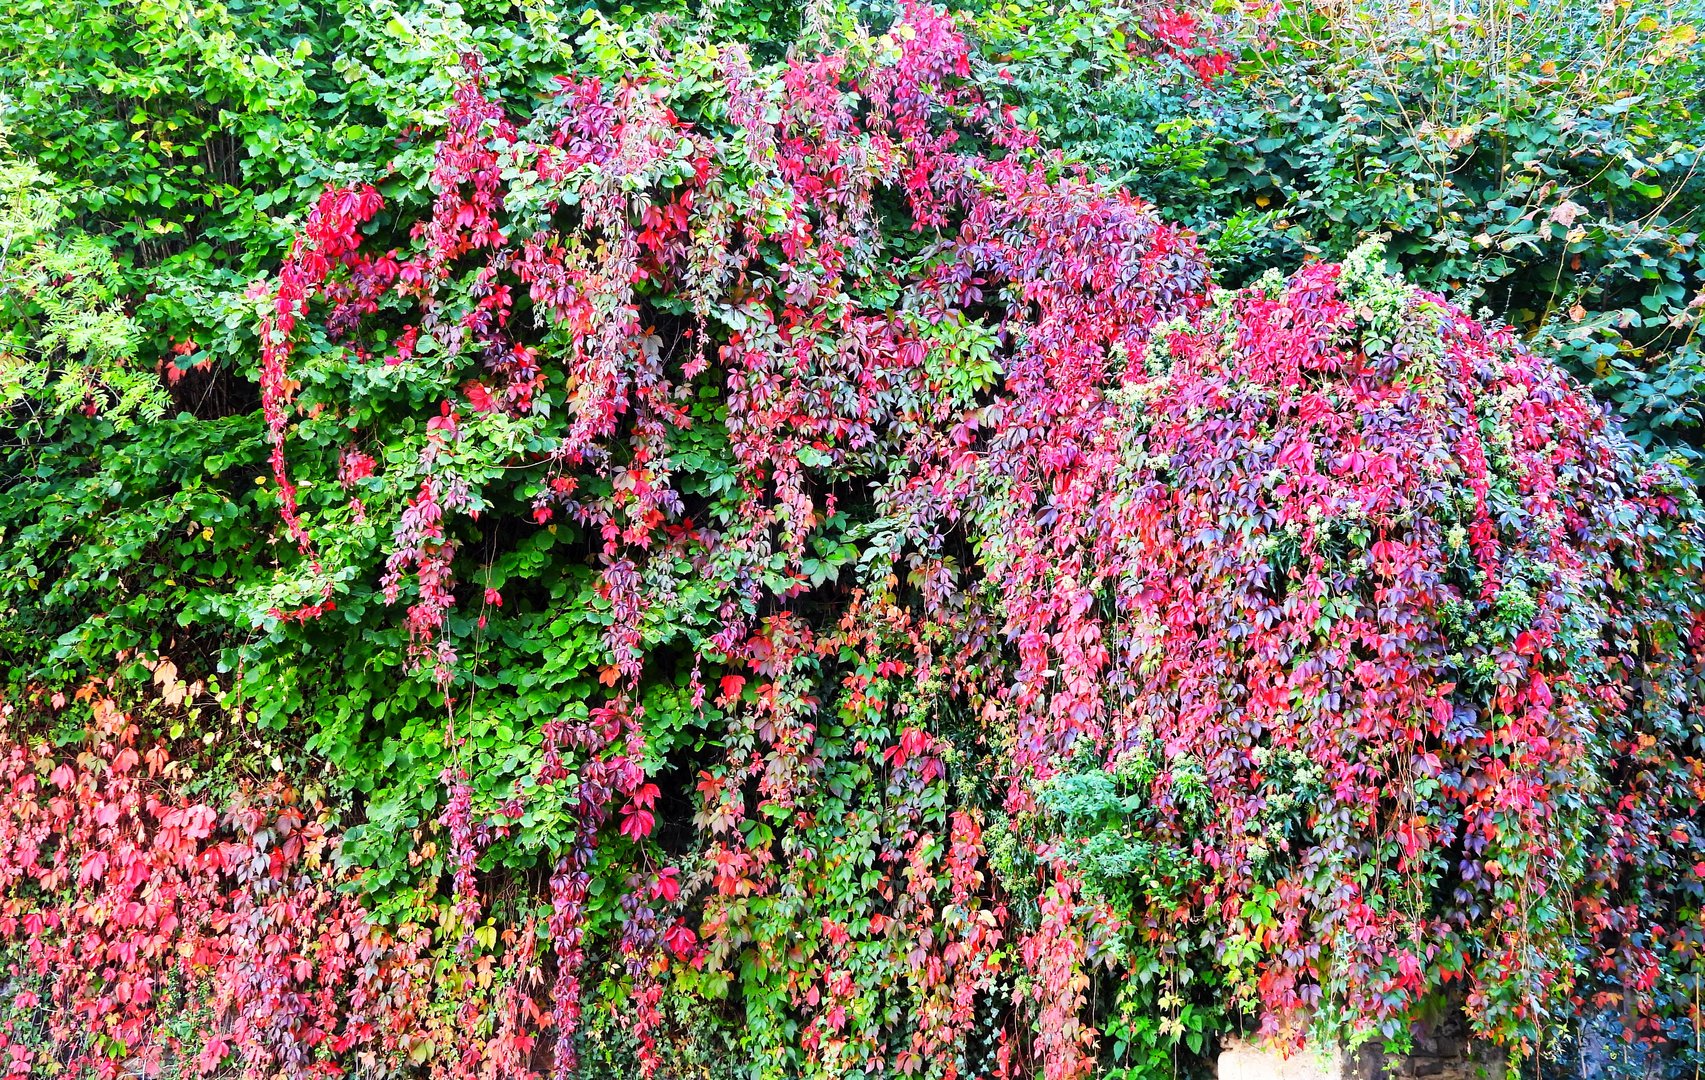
[2,0,1704,1078]
[989,0,1705,466]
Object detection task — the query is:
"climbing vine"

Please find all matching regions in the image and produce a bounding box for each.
[1,2,1701,1078]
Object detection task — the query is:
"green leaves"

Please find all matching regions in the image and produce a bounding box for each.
[2,0,1702,1073]
[0,145,163,434]
[983,0,1705,468]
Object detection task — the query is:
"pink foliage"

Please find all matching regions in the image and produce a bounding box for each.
[227,0,1705,1069]
[0,692,545,1078]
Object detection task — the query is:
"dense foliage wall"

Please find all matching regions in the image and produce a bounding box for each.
[992,0,1705,466]
[3,0,1705,1078]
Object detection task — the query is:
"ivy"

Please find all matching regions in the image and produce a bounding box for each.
[2,1,1704,1077]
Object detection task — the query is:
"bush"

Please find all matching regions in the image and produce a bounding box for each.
[2,1,1704,1077]
[1230,0,1705,467]
[1031,245,1705,1056]
[0,688,551,1077]
[989,0,1705,468]
[0,137,162,433]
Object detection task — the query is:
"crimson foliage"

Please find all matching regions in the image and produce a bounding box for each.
[0,692,547,1078]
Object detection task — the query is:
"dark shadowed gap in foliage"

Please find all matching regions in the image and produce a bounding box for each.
[164,360,264,421]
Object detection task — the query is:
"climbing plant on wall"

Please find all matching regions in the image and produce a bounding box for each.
[1,1,1702,1077]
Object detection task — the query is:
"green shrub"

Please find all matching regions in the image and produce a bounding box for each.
[1227,0,1705,463]
[979,0,1705,466]
[1,133,163,432]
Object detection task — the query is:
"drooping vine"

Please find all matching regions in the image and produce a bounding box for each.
[6,3,1698,1078]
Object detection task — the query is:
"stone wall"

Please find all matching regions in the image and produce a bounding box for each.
[1218,1016,1507,1080]
[1218,1009,1693,1079]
